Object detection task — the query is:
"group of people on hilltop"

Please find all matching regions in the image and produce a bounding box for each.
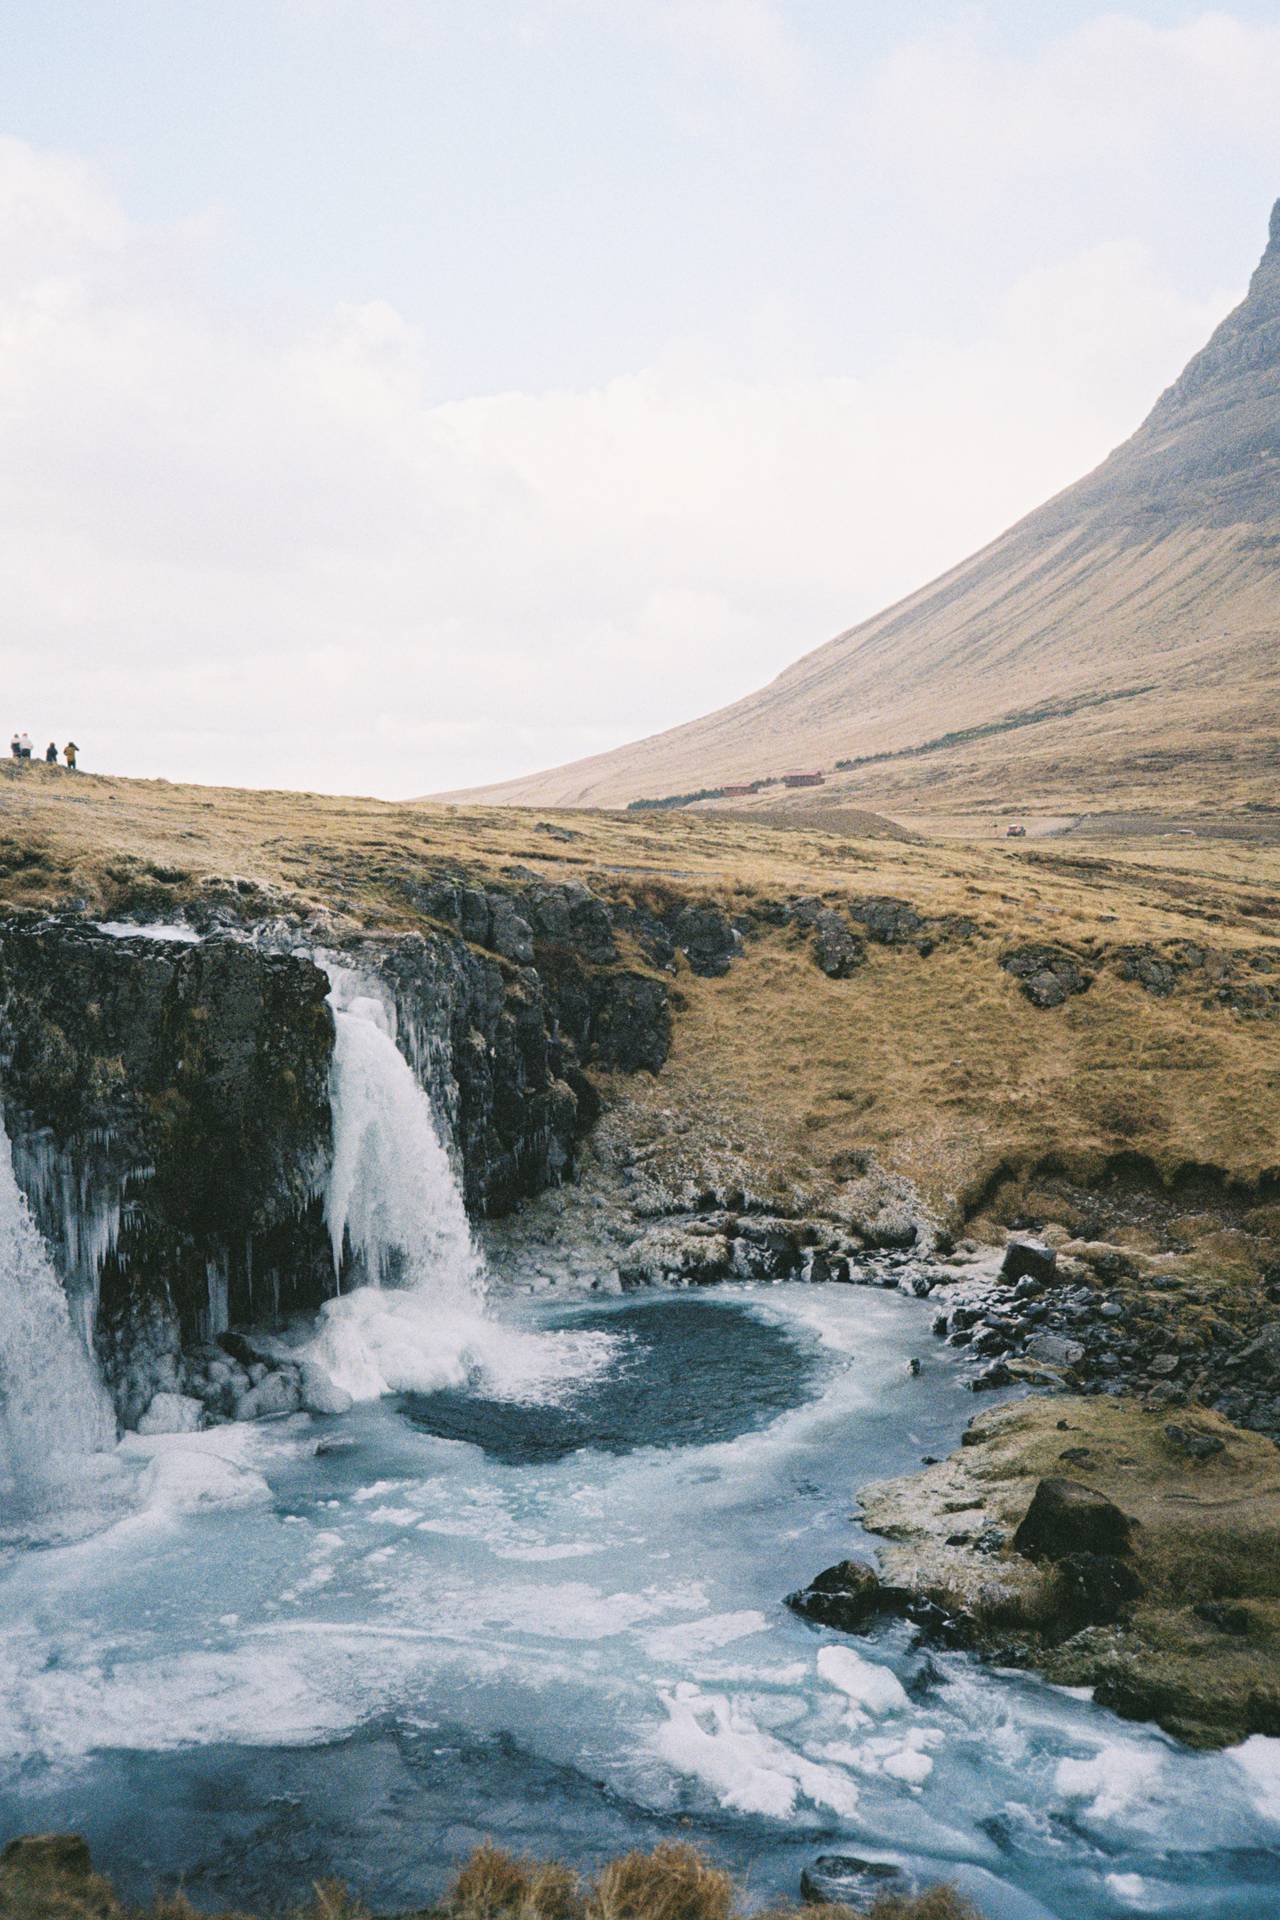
[10,731,78,769]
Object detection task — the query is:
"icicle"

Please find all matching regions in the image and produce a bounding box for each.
[0,1114,115,1508]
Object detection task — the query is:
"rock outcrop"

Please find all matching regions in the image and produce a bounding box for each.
[0,882,676,1421]
[0,920,335,1416]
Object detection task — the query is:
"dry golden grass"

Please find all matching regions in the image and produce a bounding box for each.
[3,760,1279,1226]
[600,925,1280,1226]
[0,1840,979,1920]
[861,1395,1280,1746]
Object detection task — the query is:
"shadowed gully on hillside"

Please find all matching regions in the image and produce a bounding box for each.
[448,202,1280,823]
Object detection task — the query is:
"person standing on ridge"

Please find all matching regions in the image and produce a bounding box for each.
[45,741,58,764]
[9,731,19,759]
[64,740,79,770]
[18,731,32,761]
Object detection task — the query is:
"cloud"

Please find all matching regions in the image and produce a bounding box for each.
[855,13,1280,239]
[8,2,1280,799]
[0,128,1236,799]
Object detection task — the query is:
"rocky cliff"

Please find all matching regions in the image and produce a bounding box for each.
[0,874,679,1421]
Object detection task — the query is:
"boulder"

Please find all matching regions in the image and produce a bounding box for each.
[673,905,737,978]
[1023,1331,1085,1369]
[785,1558,893,1631]
[811,910,866,980]
[299,1362,354,1416]
[1013,1477,1135,1562]
[235,1368,302,1421]
[1164,1423,1225,1460]
[136,1391,203,1435]
[847,896,928,948]
[1000,944,1092,1008]
[800,1856,918,1910]
[1002,1238,1057,1286]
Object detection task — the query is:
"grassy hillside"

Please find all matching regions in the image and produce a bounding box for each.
[4,761,1278,1230]
[448,204,1280,824]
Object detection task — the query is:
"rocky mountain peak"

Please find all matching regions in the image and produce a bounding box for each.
[1080,198,1280,528]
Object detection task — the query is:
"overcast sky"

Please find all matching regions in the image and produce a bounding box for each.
[2,2,1278,799]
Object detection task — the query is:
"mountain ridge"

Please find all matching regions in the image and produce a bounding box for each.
[439,203,1280,820]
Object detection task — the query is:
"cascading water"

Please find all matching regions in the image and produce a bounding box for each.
[324,980,482,1300]
[301,972,613,1406]
[0,1116,115,1530]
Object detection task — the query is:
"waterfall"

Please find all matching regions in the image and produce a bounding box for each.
[304,971,612,1409]
[0,1116,116,1521]
[324,980,482,1304]
[299,973,491,1401]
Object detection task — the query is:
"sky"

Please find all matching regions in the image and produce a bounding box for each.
[1,2,1279,799]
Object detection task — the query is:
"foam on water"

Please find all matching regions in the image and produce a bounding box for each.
[652,1682,862,1820]
[301,1284,620,1405]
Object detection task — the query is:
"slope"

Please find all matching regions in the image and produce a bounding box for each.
[446,202,1280,822]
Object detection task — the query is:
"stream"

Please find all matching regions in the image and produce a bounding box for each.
[2,963,1278,1919]
[2,1281,1278,1920]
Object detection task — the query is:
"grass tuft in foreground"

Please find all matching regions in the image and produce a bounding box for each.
[0,1838,980,1920]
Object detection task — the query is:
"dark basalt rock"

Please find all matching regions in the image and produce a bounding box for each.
[1163,1422,1226,1459]
[1113,944,1182,997]
[0,920,336,1404]
[786,1557,893,1631]
[1013,1477,1135,1562]
[800,1855,918,1910]
[848,894,929,950]
[1002,1238,1058,1285]
[812,909,866,979]
[672,903,737,977]
[1000,944,1092,1008]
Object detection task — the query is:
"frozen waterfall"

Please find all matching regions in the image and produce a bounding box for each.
[323,978,482,1302]
[302,972,608,1408]
[0,1116,115,1522]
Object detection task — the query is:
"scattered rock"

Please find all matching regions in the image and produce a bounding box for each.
[811,910,866,979]
[800,1855,918,1910]
[1113,945,1182,997]
[786,1558,894,1632]
[1002,1238,1057,1286]
[1012,1477,1135,1562]
[1000,944,1092,1008]
[136,1391,203,1435]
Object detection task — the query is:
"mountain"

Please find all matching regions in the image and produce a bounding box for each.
[445,201,1280,823]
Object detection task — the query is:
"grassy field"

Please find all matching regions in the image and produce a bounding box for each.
[3,760,1279,1235]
